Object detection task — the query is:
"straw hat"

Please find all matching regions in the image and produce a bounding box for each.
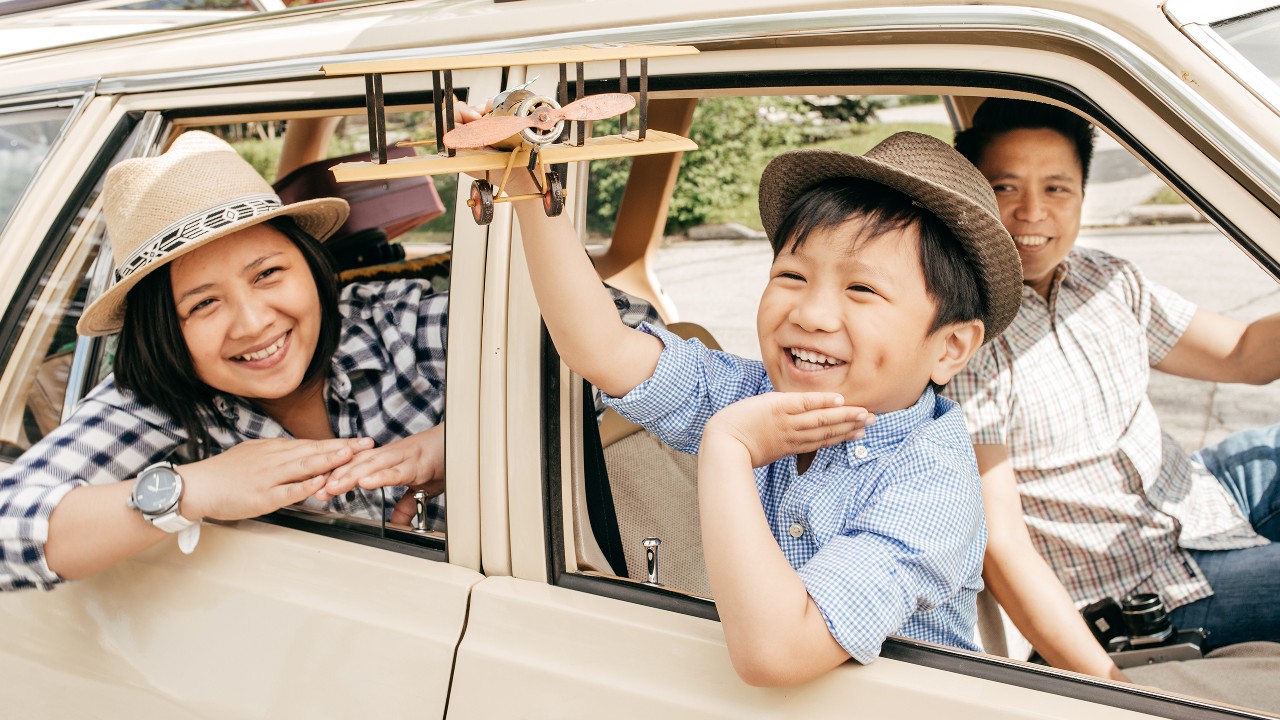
[77,130,349,336]
[758,131,1022,341]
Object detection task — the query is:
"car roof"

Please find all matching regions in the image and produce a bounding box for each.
[0,0,1233,92]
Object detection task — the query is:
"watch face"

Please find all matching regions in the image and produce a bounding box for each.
[134,466,182,514]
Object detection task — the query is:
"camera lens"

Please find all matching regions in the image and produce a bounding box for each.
[1121,593,1174,645]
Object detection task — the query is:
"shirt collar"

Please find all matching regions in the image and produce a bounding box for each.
[838,386,937,466]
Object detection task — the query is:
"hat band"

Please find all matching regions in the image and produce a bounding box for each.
[115,193,283,282]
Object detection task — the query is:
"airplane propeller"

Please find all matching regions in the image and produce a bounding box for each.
[443,92,636,150]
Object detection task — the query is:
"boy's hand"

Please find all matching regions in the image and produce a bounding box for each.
[704,392,873,468]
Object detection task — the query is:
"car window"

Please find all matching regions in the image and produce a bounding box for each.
[1,99,458,554]
[0,104,73,237]
[562,85,1280,716]
[0,113,157,458]
[177,107,456,545]
[1166,0,1280,115]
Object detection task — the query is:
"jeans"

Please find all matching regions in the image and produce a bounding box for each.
[1167,424,1280,651]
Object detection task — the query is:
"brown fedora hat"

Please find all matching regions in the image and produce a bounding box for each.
[77,130,350,336]
[758,131,1022,341]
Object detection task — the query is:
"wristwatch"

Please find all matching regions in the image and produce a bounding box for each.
[127,461,201,554]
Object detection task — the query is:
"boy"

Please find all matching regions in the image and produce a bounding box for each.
[510,131,1021,686]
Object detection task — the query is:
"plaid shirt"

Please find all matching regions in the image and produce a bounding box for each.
[0,279,447,592]
[605,324,986,663]
[947,248,1265,611]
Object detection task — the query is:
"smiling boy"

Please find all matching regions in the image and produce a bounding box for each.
[510,131,1021,686]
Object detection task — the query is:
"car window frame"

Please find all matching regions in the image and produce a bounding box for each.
[538,67,1280,720]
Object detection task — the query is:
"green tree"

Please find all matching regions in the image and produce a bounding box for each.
[587,96,810,235]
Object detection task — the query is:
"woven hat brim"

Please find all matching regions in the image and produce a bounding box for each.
[758,148,1023,342]
[76,196,348,337]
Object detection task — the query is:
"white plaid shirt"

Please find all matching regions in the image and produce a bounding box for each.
[605,324,986,663]
[0,279,447,592]
[947,248,1265,611]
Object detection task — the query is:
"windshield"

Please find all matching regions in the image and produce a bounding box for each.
[1213,6,1280,89]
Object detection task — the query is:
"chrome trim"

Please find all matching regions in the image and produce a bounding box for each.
[80,6,1278,205]
[0,79,96,108]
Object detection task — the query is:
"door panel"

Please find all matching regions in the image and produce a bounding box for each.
[449,576,1161,719]
[0,522,480,719]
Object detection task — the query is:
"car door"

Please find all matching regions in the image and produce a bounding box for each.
[0,61,501,719]
[448,14,1280,719]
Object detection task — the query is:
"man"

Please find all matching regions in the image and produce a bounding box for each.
[949,98,1280,681]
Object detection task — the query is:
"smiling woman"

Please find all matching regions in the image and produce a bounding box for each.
[0,130,450,591]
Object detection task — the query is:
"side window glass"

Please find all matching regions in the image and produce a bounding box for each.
[0,115,154,457]
[0,104,74,236]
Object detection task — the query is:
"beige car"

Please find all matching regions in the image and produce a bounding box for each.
[0,0,1278,717]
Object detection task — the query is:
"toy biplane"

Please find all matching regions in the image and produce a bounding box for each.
[320,44,699,225]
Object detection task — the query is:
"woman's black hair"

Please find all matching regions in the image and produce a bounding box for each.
[953,98,1096,188]
[113,216,341,457]
[770,177,986,340]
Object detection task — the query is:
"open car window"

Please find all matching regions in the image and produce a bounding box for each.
[561,85,1280,718]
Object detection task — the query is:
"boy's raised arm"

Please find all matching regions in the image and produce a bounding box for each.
[509,172,663,398]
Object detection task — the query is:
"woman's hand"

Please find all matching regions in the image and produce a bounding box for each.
[703,392,873,469]
[178,436,373,521]
[315,424,446,506]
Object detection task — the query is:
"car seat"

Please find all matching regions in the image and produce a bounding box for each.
[579,321,719,597]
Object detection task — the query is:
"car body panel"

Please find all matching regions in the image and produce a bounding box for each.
[0,0,1276,717]
[0,523,481,718]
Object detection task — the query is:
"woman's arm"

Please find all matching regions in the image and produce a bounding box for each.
[44,436,372,581]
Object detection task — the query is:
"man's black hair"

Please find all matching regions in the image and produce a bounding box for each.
[115,216,341,458]
[953,98,1096,188]
[771,177,985,346]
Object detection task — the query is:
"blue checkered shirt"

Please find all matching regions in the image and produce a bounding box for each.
[603,324,986,663]
[0,279,447,592]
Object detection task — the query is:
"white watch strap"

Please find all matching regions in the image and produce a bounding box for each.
[177,523,201,555]
[151,509,196,533]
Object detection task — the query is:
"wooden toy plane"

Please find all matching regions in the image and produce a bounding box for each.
[320,44,699,224]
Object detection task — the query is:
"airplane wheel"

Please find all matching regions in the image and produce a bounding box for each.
[470,179,494,225]
[542,171,564,217]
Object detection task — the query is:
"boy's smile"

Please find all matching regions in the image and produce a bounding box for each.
[757,219,950,415]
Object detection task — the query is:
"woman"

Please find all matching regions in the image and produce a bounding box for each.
[0,130,447,592]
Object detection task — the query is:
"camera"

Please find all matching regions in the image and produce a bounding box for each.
[1081,593,1209,668]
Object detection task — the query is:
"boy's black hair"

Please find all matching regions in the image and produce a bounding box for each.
[953,98,1096,188]
[114,216,342,458]
[771,177,985,345]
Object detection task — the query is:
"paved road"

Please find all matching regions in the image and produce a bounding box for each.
[653,224,1280,451]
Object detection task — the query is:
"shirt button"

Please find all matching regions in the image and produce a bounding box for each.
[788,523,804,539]
[854,445,869,459]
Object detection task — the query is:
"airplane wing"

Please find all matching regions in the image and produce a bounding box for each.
[329,130,697,183]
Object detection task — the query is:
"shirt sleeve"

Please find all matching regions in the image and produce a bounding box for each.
[0,378,184,592]
[1112,255,1196,366]
[414,289,449,392]
[602,323,765,454]
[797,441,986,663]
[944,343,1013,447]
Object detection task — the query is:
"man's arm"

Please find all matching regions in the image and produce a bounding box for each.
[975,444,1129,681]
[1156,309,1280,385]
[509,173,663,398]
[699,392,869,687]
